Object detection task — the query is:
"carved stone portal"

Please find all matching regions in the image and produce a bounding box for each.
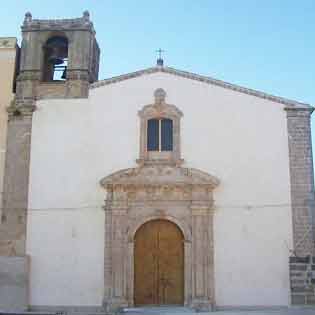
[100,164,219,311]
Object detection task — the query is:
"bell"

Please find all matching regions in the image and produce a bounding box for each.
[48,46,64,65]
[48,54,64,65]
[61,67,67,80]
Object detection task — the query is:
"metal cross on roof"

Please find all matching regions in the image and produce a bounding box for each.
[156,48,165,66]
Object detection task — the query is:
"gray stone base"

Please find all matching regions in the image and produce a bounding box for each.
[0,256,29,312]
[290,256,315,305]
[30,305,106,314]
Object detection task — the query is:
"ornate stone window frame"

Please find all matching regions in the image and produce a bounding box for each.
[138,89,183,166]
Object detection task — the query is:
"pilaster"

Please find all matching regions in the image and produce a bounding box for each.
[0,102,35,256]
[286,106,315,306]
[285,107,315,256]
[190,203,214,311]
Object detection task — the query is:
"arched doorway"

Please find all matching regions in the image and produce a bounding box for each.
[134,219,184,306]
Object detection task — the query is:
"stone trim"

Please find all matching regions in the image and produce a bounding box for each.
[285,107,315,257]
[22,11,95,34]
[100,165,219,312]
[138,89,183,165]
[91,66,312,109]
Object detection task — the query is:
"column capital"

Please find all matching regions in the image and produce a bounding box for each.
[284,106,314,116]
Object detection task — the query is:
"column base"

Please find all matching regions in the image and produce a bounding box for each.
[191,299,214,312]
[103,297,129,313]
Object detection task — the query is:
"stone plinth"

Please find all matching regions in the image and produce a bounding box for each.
[0,256,29,311]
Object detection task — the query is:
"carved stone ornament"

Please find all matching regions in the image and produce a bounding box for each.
[138,89,183,166]
[100,164,219,312]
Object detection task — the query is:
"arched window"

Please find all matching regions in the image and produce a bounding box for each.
[42,36,68,82]
[147,118,173,151]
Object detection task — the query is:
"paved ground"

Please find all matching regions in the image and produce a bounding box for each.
[121,306,315,315]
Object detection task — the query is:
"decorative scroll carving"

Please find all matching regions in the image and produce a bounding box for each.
[100,164,219,312]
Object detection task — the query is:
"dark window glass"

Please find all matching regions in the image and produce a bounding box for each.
[161,119,173,151]
[147,119,159,151]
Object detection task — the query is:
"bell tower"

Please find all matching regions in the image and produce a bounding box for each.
[0,12,100,311]
[17,10,99,100]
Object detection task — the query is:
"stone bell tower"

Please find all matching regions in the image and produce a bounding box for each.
[16,10,100,100]
[0,12,100,311]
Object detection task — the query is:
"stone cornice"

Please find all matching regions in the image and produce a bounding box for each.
[284,106,314,115]
[100,166,220,190]
[91,66,312,109]
[7,101,36,117]
[21,11,95,33]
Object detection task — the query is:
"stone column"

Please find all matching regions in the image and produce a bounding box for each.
[285,107,315,256]
[191,202,214,311]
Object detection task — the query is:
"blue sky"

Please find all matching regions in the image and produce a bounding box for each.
[2,0,315,164]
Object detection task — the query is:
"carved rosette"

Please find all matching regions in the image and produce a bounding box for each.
[100,165,219,311]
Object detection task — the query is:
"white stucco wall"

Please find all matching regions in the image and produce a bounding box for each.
[27,71,292,307]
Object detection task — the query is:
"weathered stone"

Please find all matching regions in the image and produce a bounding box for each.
[290,264,308,271]
[285,108,315,257]
[291,294,306,304]
[290,256,310,263]
[0,256,29,311]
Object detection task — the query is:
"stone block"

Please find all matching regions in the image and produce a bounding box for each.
[0,256,29,311]
[291,294,306,304]
[290,264,307,271]
[290,256,310,263]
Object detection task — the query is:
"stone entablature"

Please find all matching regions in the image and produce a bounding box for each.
[22,11,95,33]
[100,164,219,311]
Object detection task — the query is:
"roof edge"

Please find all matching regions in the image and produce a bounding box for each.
[90,66,312,109]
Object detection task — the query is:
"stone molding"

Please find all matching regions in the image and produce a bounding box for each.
[22,11,95,34]
[100,164,219,312]
[91,66,312,109]
[137,89,183,165]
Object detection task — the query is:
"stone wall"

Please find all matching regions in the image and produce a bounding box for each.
[290,256,315,305]
[286,107,315,257]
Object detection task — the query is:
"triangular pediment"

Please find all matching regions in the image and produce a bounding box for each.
[100,165,219,189]
[91,66,312,109]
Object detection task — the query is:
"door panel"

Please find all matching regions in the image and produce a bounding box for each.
[134,219,184,306]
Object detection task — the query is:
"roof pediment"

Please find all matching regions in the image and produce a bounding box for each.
[91,66,312,109]
[100,165,219,189]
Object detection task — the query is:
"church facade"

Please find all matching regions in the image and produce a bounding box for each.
[0,12,315,313]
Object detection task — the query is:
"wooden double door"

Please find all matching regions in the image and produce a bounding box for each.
[134,219,184,306]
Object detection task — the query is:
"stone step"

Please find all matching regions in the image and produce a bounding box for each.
[120,306,196,314]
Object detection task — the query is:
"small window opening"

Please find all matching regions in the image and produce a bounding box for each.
[147,118,173,151]
[43,36,68,82]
